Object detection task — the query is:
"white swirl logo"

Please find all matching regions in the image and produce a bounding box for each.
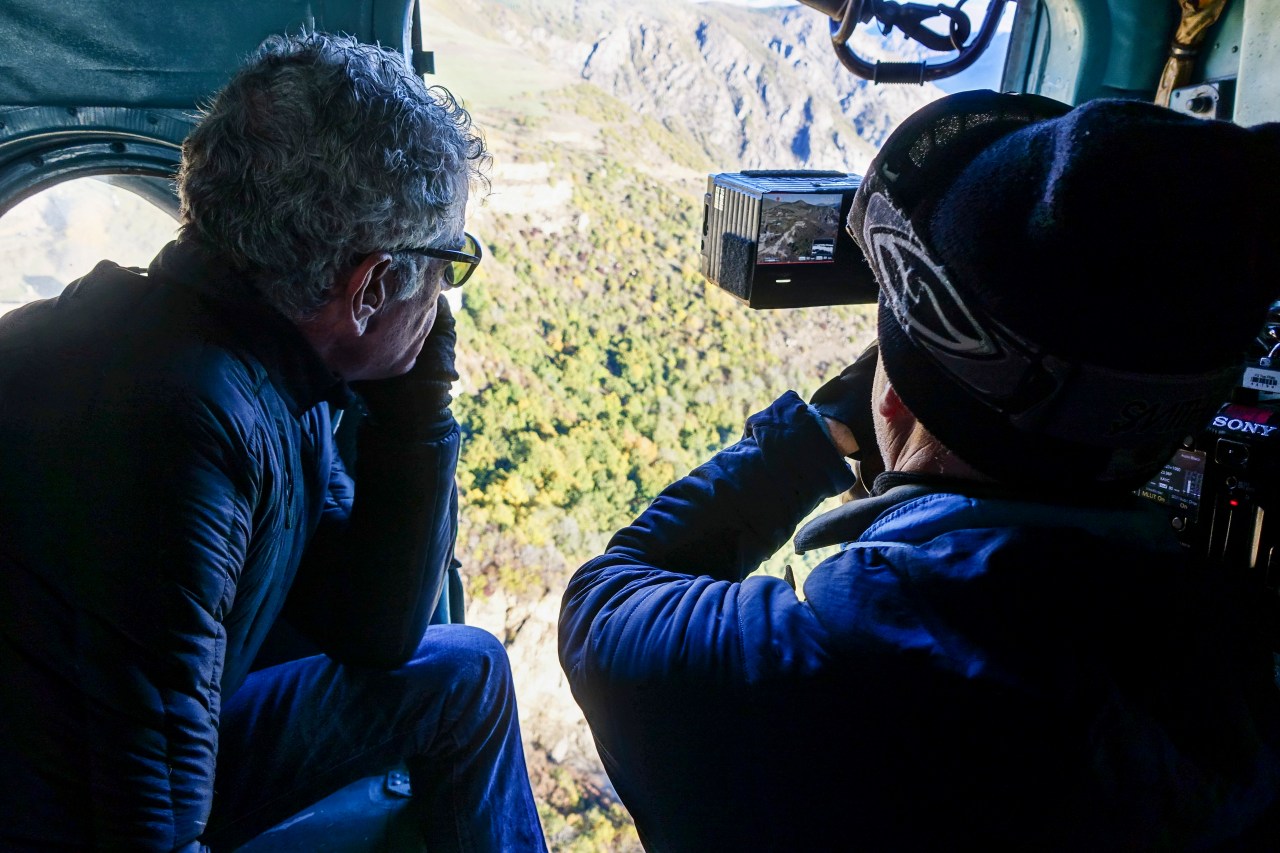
[863,193,995,359]
[860,191,1050,406]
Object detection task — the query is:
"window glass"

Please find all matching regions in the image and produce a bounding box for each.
[930,0,1017,96]
[0,177,178,318]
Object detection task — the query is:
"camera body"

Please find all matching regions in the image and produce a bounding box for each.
[1137,302,1280,635]
[699,170,878,309]
[1135,401,1280,554]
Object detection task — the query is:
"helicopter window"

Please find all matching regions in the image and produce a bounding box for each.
[0,175,178,318]
[931,0,1017,93]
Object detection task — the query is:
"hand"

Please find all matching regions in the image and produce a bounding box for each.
[350,295,459,439]
[810,340,879,463]
[821,417,860,458]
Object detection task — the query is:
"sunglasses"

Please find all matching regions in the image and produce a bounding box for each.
[405,231,483,288]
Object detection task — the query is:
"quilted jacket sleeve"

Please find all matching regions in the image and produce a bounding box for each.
[285,416,462,668]
[0,266,269,851]
[48,390,257,851]
[559,391,857,694]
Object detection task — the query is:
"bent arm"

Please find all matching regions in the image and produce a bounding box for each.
[286,413,461,668]
[559,391,856,691]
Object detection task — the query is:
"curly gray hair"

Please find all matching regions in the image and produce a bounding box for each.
[178,31,488,320]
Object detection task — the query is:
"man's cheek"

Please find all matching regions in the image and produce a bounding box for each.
[421,303,439,339]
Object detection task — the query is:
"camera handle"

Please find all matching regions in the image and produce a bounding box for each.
[798,0,1011,85]
[1199,483,1280,652]
[1194,402,1280,651]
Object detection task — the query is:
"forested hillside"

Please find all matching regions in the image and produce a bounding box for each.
[422,1,945,848]
[453,87,878,595]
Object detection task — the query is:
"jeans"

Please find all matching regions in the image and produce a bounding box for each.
[201,625,547,852]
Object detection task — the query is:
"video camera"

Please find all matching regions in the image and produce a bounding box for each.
[1138,303,1280,593]
[699,170,878,309]
[1132,301,1280,650]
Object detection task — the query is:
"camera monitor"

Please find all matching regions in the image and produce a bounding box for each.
[1139,448,1206,509]
[700,171,878,309]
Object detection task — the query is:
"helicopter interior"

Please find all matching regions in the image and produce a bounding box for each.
[1,0,1278,849]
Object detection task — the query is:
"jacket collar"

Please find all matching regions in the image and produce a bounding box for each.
[794,483,935,554]
[147,240,355,416]
[794,471,1146,553]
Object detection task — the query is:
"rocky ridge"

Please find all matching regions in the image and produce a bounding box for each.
[442,0,939,172]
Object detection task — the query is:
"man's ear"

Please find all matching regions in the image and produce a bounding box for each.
[875,369,914,431]
[877,380,907,419]
[340,252,395,335]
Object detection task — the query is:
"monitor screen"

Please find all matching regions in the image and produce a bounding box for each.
[1137,448,1205,511]
[757,193,842,264]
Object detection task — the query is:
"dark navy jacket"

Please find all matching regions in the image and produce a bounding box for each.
[0,241,460,851]
[560,392,1280,851]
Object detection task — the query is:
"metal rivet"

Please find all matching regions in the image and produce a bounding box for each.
[67,106,78,117]
[110,141,126,153]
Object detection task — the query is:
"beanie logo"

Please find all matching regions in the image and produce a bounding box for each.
[861,192,1075,415]
[862,193,996,360]
[1109,398,1218,437]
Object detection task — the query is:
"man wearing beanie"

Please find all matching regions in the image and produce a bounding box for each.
[560,91,1280,851]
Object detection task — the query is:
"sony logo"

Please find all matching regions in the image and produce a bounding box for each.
[1212,415,1279,437]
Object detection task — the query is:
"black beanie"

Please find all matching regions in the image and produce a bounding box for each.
[847,90,1280,491]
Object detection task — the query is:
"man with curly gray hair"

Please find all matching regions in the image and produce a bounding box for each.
[0,32,547,852]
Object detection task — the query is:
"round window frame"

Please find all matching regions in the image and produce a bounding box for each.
[0,105,192,220]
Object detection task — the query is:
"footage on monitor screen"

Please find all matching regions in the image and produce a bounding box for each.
[757,193,843,265]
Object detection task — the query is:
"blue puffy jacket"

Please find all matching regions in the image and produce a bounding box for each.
[0,241,460,851]
[560,391,1280,851]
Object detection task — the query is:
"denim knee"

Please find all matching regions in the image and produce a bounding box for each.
[402,625,517,730]
[406,624,510,680]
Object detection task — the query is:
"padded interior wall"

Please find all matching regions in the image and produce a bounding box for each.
[0,0,413,108]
